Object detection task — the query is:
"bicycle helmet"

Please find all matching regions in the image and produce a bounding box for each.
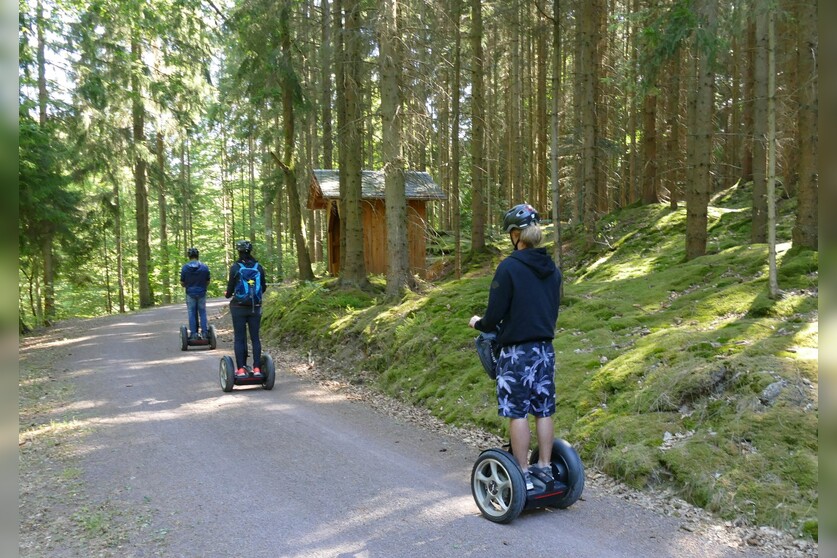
[187,247,199,258]
[235,239,253,254]
[502,204,540,232]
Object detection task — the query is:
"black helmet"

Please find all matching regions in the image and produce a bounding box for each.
[235,239,252,254]
[502,204,540,232]
[187,247,199,258]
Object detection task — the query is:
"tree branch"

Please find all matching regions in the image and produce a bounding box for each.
[269,150,290,172]
[204,0,229,25]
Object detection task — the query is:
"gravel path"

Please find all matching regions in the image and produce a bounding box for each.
[19,298,817,557]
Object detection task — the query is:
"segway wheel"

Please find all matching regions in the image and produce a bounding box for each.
[471,449,527,523]
[180,326,188,351]
[530,439,585,509]
[219,356,236,392]
[208,325,217,350]
[261,354,276,390]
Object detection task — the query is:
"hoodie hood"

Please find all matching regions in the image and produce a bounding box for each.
[187,260,201,269]
[509,247,557,278]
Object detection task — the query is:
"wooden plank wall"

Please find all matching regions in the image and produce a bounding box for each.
[326,199,429,278]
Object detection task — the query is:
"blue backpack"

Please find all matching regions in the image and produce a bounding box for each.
[234,262,262,307]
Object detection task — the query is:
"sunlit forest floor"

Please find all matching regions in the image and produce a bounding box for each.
[262,182,818,540]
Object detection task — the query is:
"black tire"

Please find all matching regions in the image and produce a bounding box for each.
[261,354,275,390]
[208,325,217,350]
[180,325,188,351]
[471,449,527,523]
[219,356,236,392]
[530,438,585,509]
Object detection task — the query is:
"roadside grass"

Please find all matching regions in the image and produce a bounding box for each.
[262,182,818,540]
[19,336,165,556]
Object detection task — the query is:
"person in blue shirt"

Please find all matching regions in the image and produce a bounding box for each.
[180,247,211,340]
[469,204,562,492]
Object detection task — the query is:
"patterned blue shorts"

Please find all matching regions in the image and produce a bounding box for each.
[495,340,556,419]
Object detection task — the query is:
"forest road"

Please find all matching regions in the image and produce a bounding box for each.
[37,298,780,558]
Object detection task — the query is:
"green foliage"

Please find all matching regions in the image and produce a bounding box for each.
[263,181,817,537]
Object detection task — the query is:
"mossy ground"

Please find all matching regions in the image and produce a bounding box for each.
[261,182,818,540]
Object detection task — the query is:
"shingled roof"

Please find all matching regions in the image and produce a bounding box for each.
[309,169,446,208]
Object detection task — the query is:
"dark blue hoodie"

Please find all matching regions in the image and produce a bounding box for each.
[180,259,210,298]
[474,247,561,347]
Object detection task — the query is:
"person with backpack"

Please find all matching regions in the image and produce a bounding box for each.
[180,247,211,340]
[224,240,268,378]
[467,204,562,492]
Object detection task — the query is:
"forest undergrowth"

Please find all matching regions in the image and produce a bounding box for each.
[262,182,818,540]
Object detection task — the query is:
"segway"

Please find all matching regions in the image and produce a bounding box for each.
[179,300,217,351]
[219,353,275,392]
[471,438,585,523]
[179,323,217,351]
[470,331,585,523]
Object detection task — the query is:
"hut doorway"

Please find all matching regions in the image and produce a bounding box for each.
[328,203,341,276]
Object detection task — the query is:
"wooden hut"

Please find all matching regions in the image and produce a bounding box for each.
[307,169,446,277]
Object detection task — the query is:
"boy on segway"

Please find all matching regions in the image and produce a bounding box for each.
[468,204,561,491]
[224,240,268,379]
[180,247,211,340]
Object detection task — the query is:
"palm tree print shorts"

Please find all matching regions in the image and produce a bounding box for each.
[495,340,556,419]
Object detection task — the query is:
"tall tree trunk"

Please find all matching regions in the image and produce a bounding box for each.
[379,0,412,298]
[470,0,486,252]
[248,130,256,242]
[131,35,153,307]
[550,0,562,267]
[741,18,755,182]
[728,22,741,189]
[438,39,450,232]
[580,0,598,246]
[36,0,47,127]
[279,3,314,282]
[509,1,522,202]
[792,0,818,250]
[222,128,232,270]
[321,0,334,169]
[438,32,450,233]
[340,0,368,287]
[39,236,54,325]
[270,114,284,278]
[334,0,347,276]
[186,136,193,245]
[572,17,583,223]
[110,174,126,313]
[156,131,171,304]
[594,0,607,213]
[536,1,548,213]
[626,0,639,206]
[36,0,54,324]
[451,0,462,279]
[666,52,682,209]
[102,219,112,314]
[765,8,779,298]
[685,0,717,261]
[751,6,768,243]
[641,91,659,204]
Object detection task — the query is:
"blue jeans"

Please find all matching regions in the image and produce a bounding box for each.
[186,294,208,337]
[230,304,262,369]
